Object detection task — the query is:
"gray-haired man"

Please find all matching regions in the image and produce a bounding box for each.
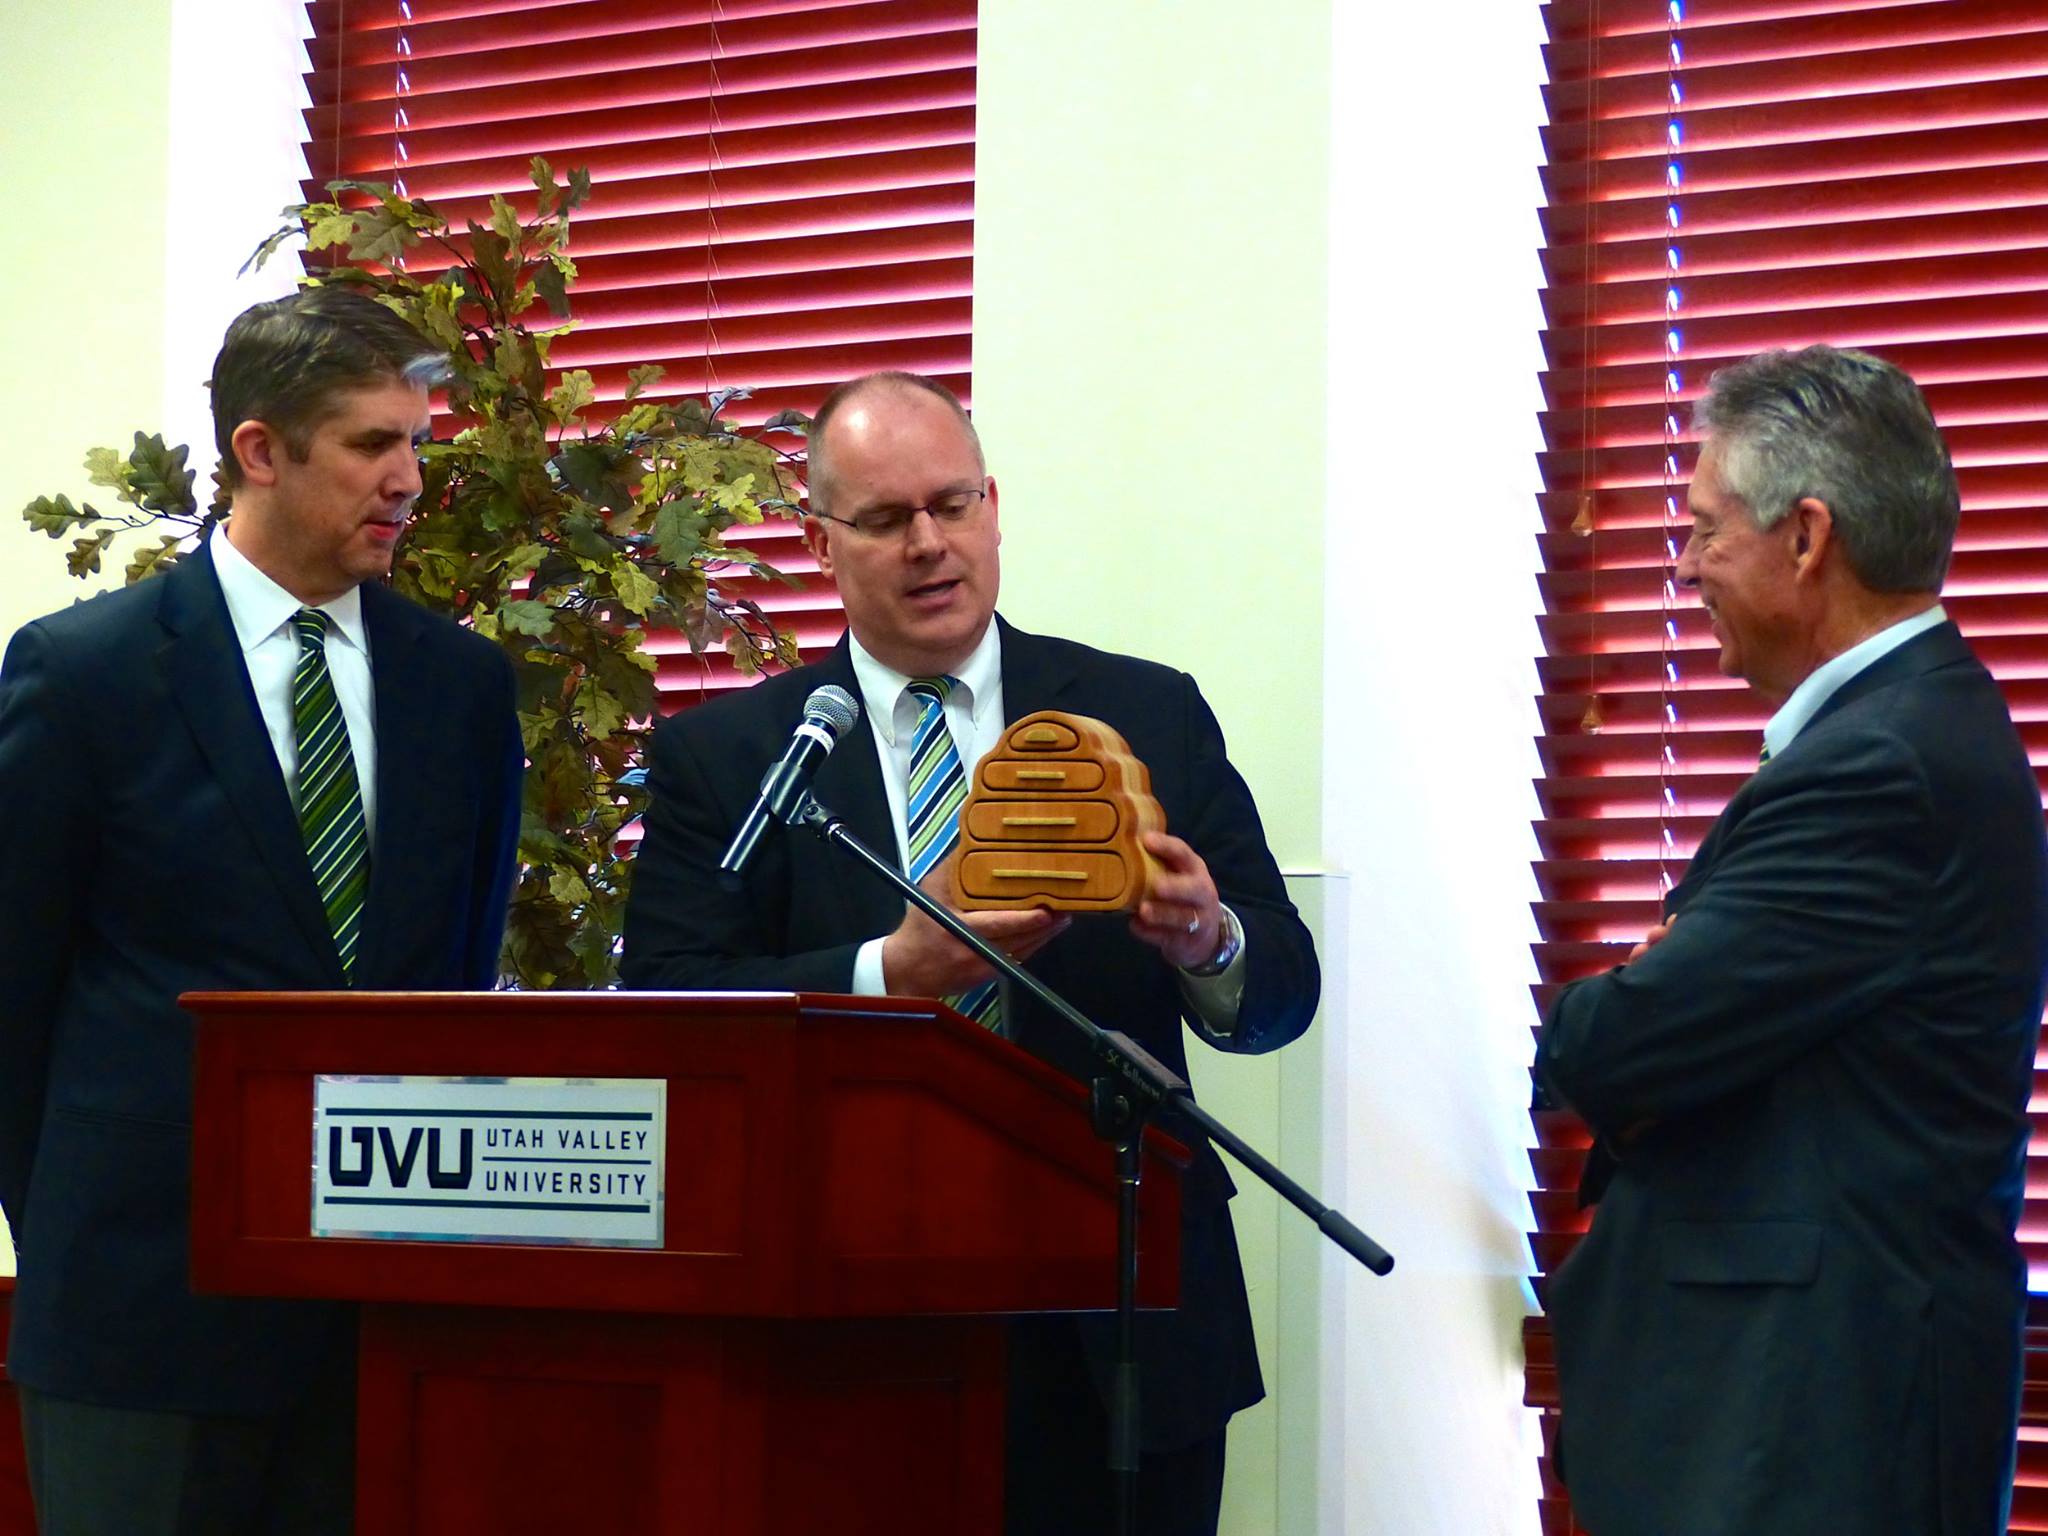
[1538,345,2048,1536]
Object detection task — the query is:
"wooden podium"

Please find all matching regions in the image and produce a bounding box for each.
[185,990,1184,1535]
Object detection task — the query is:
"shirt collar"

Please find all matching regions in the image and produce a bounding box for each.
[1762,603,1947,759]
[847,621,1003,748]
[209,522,369,658]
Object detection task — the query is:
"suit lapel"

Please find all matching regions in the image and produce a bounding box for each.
[799,640,903,929]
[158,545,343,980]
[994,615,1078,725]
[355,584,433,984]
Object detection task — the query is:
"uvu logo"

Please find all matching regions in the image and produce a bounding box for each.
[328,1125,473,1190]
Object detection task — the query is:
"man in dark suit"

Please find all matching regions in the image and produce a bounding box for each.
[1537,345,2048,1536]
[0,287,523,1535]
[620,370,1317,1536]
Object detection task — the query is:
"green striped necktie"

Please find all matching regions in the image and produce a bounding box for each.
[292,610,369,981]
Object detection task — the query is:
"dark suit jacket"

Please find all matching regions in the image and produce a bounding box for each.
[0,543,522,1414]
[620,615,1318,1449]
[1536,622,2048,1536]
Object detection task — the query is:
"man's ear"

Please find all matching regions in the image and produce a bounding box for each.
[229,419,283,488]
[1790,496,1834,580]
[802,513,835,580]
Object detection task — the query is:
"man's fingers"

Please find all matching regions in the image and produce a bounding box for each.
[1141,829,1197,870]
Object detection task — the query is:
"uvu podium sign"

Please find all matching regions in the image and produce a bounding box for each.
[312,1077,666,1247]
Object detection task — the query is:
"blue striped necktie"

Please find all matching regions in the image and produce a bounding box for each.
[904,678,1001,1031]
[292,610,369,981]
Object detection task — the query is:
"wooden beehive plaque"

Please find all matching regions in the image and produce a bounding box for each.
[948,710,1166,912]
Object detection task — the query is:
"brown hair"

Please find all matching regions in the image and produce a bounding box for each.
[209,286,447,490]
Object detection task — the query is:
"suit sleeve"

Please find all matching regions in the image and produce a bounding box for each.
[1174,675,1318,1055]
[619,707,862,992]
[463,645,524,989]
[0,623,91,1233]
[1536,727,1937,1136]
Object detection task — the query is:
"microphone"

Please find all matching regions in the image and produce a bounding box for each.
[718,685,861,886]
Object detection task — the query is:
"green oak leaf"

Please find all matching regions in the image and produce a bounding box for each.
[612,561,659,616]
[651,501,709,566]
[497,599,557,637]
[83,446,128,490]
[573,679,628,741]
[306,209,359,252]
[127,434,196,516]
[470,225,519,306]
[66,528,117,576]
[624,363,665,402]
[25,494,90,537]
[124,533,184,583]
[530,155,560,217]
[546,369,597,426]
[534,256,571,320]
[488,193,524,247]
[547,865,592,907]
[347,206,415,267]
[553,442,638,514]
[497,542,550,581]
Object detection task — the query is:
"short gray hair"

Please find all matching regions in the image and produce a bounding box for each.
[1693,344,1958,593]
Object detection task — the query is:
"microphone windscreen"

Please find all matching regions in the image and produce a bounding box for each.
[804,684,860,736]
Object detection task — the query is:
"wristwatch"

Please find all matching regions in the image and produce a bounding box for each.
[1182,906,1244,978]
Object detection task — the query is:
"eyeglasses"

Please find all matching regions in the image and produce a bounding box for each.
[811,487,988,540]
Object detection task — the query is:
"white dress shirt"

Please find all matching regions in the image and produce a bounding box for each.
[210,523,379,839]
[1762,603,1948,761]
[842,623,1244,1032]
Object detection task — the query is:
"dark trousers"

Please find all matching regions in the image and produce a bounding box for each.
[1004,1318,1229,1536]
[19,1346,355,1536]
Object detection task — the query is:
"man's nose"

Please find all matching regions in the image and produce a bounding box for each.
[392,450,423,500]
[1674,532,1700,589]
[901,507,944,556]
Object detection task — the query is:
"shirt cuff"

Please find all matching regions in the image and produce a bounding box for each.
[1177,906,1246,1039]
[852,936,890,997]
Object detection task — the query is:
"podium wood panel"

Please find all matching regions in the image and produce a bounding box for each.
[0,1281,28,1536]
[358,1308,1003,1536]
[185,990,1185,1534]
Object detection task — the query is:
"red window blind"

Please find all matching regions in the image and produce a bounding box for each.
[300,0,977,703]
[1529,2,2048,1532]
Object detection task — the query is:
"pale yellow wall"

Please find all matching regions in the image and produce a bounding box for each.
[976,6,1333,1530]
[974,0,1329,872]
[0,0,172,637]
[0,0,175,1275]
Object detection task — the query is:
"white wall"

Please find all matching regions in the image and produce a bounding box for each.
[1318,2,1549,1531]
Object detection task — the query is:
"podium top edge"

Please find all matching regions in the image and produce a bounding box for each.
[176,990,948,1021]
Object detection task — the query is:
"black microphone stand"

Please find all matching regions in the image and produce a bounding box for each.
[789,792,1391,1536]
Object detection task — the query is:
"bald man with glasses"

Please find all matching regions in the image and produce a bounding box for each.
[620,370,1318,1536]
